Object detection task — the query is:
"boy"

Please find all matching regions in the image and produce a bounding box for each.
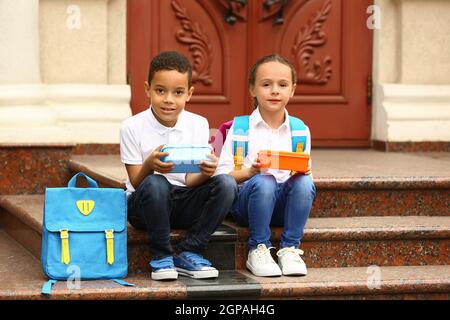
[120,51,237,280]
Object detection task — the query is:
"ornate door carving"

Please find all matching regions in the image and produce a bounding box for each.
[249,0,373,146]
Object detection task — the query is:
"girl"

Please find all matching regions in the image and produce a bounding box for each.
[215,54,316,277]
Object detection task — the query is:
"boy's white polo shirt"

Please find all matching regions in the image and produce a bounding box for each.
[120,106,209,194]
[215,107,311,184]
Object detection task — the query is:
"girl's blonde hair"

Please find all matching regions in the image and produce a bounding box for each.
[248,54,297,108]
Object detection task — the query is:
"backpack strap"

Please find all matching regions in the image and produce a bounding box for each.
[112,279,135,287]
[68,172,98,188]
[41,279,58,295]
[289,116,308,152]
[231,116,250,170]
[231,115,308,170]
[41,279,135,295]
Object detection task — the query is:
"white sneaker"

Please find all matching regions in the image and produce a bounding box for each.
[246,244,282,277]
[151,268,178,281]
[150,256,178,281]
[277,247,307,276]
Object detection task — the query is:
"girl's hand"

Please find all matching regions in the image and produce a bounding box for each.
[143,144,174,174]
[296,164,311,176]
[230,157,262,184]
[248,158,263,177]
[199,153,218,177]
[304,163,312,175]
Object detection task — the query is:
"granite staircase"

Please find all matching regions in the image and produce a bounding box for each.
[0,148,449,299]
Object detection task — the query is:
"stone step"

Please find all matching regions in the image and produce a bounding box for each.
[0,230,448,300]
[68,150,450,217]
[226,218,450,269]
[1,195,449,273]
[0,195,237,272]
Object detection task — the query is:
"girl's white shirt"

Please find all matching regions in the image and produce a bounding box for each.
[215,107,311,184]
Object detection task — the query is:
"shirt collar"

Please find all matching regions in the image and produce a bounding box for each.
[250,107,290,131]
[147,106,186,135]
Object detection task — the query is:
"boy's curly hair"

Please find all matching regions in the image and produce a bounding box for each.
[148,51,193,88]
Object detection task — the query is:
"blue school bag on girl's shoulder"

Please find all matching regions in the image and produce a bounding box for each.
[231,115,308,170]
[41,173,133,295]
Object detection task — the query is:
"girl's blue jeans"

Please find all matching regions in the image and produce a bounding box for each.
[230,173,316,250]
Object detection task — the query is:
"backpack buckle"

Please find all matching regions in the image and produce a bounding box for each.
[105,229,114,239]
[59,229,69,239]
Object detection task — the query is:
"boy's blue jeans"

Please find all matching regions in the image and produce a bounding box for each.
[230,174,316,250]
[127,174,238,260]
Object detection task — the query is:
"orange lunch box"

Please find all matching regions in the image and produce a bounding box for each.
[257,150,310,173]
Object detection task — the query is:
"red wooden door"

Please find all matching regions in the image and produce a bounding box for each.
[248,0,373,146]
[127,0,373,146]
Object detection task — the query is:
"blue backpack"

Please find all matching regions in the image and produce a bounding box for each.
[231,115,308,170]
[41,173,133,294]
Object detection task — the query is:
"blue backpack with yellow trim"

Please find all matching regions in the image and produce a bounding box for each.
[231,115,308,170]
[41,173,133,294]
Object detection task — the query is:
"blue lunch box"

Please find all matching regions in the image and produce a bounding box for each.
[161,144,212,173]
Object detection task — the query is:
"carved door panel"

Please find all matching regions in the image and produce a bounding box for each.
[127,0,249,129]
[128,0,373,146]
[249,0,373,146]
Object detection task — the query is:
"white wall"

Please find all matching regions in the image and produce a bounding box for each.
[0,0,131,144]
[372,0,450,142]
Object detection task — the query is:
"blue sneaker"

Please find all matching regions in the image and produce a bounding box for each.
[150,256,178,280]
[173,252,219,279]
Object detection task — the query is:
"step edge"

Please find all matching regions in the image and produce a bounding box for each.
[258,279,450,298]
[0,197,42,234]
[69,159,450,190]
[302,227,450,241]
[68,160,125,189]
[224,220,450,242]
[2,196,448,243]
[315,177,450,190]
[2,275,449,300]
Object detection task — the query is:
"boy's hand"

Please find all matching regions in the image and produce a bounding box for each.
[144,144,174,174]
[198,153,218,177]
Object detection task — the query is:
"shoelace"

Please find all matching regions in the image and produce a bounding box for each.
[182,252,212,267]
[253,244,276,263]
[276,247,304,262]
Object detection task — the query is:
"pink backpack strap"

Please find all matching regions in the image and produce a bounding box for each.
[211,120,233,156]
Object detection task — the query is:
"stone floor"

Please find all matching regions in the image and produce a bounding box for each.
[1,230,449,300]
